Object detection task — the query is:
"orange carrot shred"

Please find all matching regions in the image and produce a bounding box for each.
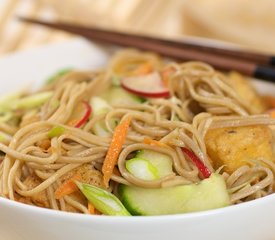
[88,202,102,215]
[267,109,275,119]
[88,202,95,214]
[37,139,51,151]
[102,116,132,187]
[55,175,81,199]
[113,167,122,177]
[67,119,79,127]
[133,62,153,76]
[161,66,176,87]
[143,137,168,148]
[263,95,275,109]
[95,209,102,215]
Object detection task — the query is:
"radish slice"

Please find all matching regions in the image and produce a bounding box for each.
[74,101,92,128]
[121,72,169,98]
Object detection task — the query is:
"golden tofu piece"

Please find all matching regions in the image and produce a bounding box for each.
[61,163,104,188]
[21,164,104,212]
[23,175,50,208]
[227,71,267,114]
[61,163,104,213]
[205,125,274,173]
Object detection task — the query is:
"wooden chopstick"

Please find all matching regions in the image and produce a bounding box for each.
[18,16,275,82]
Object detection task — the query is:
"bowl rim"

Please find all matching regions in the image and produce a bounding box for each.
[1,192,275,222]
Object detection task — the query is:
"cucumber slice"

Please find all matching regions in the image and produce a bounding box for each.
[171,114,180,121]
[45,68,72,85]
[90,97,112,137]
[93,122,110,137]
[90,97,112,115]
[111,75,121,87]
[93,120,118,137]
[126,158,159,180]
[118,173,230,216]
[101,87,144,105]
[136,150,173,178]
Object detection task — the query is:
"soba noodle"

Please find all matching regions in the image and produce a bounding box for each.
[0,49,274,214]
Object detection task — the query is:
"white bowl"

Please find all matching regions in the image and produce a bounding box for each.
[0,38,274,240]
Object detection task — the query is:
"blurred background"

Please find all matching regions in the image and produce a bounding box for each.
[0,0,274,56]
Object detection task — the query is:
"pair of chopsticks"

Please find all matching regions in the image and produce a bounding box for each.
[19,16,275,82]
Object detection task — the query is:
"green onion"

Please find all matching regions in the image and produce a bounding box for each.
[0,134,6,142]
[0,92,23,114]
[75,181,131,216]
[0,135,5,141]
[13,92,53,110]
[111,75,121,86]
[48,126,65,138]
[0,112,13,123]
[0,132,11,143]
[50,99,60,110]
[0,92,23,110]
[0,91,52,123]
[45,68,73,85]
[171,114,180,121]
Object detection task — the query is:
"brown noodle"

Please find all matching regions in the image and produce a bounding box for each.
[0,49,275,213]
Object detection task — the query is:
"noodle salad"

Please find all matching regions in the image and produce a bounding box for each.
[0,49,275,216]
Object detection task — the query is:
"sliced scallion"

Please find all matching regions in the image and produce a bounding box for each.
[76,181,131,216]
[48,126,65,138]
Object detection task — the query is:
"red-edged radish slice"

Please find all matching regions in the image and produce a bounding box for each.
[121,72,169,98]
[73,101,92,128]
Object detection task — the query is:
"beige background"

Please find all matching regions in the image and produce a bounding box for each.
[0,0,274,55]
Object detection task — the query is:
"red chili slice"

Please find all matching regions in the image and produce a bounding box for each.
[181,147,211,179]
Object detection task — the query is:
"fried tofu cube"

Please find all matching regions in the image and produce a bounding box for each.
[227,71,268,114]
[61,163,104,188]
[23,175,50,208]
[61,164,104,213]
[205,125,274,173]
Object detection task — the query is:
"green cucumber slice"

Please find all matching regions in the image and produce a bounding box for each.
[126,158,159,180]
[118,173,230,216]
[90,97,112,137]
[111,75,121,87]
[45,68,72,85]
[101,87,144,105]
[92,122,110,137]
[90,97,112,115]
[136,150,173,178]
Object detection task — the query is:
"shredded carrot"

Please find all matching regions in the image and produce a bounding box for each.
[55,175,81,199]
[161,66,176,87]
[143,137,168,148]
[263,95,275,108]
[113,167,122,177]
[88,202,95,214]
[95,209,102,215]
[88,203,102,215]
[267,109,275,118]
[67,119,78,127]
[37,139,51,150]
[102,116,132,187]
[133,62,153,76]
